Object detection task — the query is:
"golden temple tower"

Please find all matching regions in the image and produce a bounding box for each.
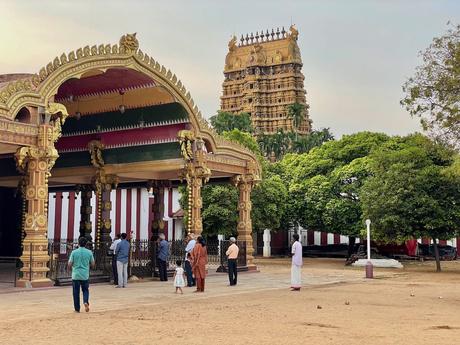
[220,25,311,135]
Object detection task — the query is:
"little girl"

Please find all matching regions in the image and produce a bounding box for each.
[174,260,186,294]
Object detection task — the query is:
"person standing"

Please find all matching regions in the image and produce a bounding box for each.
[157,233,170,281]
[173,260,186,294]
[110,234,121,285]
[290,233,303,291]
[191,236,208,292]
[115,233,130,288]
[226,237,239,286]
[68,237,95,313]
[184,234,196,287]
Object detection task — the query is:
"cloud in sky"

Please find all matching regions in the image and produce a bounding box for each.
[1,0,459,137]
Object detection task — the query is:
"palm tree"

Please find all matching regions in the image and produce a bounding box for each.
[287,103,305,140]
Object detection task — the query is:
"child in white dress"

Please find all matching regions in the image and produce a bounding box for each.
[174,260,186,294]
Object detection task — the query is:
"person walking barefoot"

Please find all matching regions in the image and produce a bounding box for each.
[174,260,186,294]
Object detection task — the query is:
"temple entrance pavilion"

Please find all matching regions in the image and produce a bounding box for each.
[0,33,260,288]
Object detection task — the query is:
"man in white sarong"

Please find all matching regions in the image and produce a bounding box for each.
[291,233,303,291]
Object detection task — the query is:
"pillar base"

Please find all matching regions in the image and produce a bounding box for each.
[15,278,54,288]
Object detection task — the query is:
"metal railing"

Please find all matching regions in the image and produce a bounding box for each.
[46,238,248,284]
[48,240,112,285]
[0,256,20,287]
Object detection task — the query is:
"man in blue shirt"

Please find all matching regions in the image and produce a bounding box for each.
[68,237,95,313]
[184,234,196,287]
[157,233,169,281]
[115,233,130,288]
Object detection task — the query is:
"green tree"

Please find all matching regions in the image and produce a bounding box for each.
[251,174,288,233]
[291,128,334,154]
[287,103,307,140]
[361,134,460,271]
[401,24,460,148]
[209,111,253,134]
[222,129,262,158]
[201,185,239,236]
[278,132,389,257]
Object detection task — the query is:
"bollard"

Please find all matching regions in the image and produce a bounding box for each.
[366,260,373,278]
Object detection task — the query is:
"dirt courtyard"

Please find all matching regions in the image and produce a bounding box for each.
[1,258,460,345]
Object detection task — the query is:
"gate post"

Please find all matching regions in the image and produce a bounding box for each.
[15,124,60,287]
[232,174,257,268]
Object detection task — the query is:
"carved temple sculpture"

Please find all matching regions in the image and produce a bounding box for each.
[221,25,311,135]
[0,33,261,287]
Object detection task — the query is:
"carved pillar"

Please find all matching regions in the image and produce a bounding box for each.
[188,172,204,235]
[100,183,113,243]
[92,172,118,245]
[77,185,93,240]
[88,140,118,245]
[15,124,59,287]
[178,131,211,236]
[148,180,168,240]
[233,174,256,267]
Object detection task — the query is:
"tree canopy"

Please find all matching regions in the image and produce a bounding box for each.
[209,111,253,134]
[279,132,390,240]
[401,24,460,149]
[361,134,460,271]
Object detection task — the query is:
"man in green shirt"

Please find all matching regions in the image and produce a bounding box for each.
[68,237,95,312]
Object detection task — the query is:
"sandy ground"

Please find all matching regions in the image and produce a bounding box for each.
[1,258,460,345]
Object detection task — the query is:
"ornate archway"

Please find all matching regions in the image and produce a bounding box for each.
[0,33,260,287]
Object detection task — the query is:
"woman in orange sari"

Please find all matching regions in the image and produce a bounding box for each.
[191,236,208,292]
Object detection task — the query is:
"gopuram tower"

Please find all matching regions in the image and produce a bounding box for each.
[220,26,311,135]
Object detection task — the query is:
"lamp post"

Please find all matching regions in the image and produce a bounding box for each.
[365,219,373,278]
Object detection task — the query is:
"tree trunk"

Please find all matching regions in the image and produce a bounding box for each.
[347,236,356,259]
[433,238,442,272]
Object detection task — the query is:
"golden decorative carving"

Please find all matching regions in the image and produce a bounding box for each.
[287,25,301,62]
[46,102,68,142]
[289,24,299,40]
[225,36,238,70]
[88,140,105,169]
[119,33,139,54]
[177,130,195,161]
[15,144,59,174]
[92,170,119,193]
[274,50,283,63]
[248,43,266,65]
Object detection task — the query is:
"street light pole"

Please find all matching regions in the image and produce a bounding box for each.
[365,219,373,279]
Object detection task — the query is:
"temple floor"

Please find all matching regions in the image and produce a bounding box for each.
[1,258,460,345]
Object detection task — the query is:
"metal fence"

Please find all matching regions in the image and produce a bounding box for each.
[0,257,20,287]
[43,238,247,285]
[219,240,247,270]
[48,240,112,285]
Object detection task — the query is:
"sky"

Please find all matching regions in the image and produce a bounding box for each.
[1,0,459,138]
